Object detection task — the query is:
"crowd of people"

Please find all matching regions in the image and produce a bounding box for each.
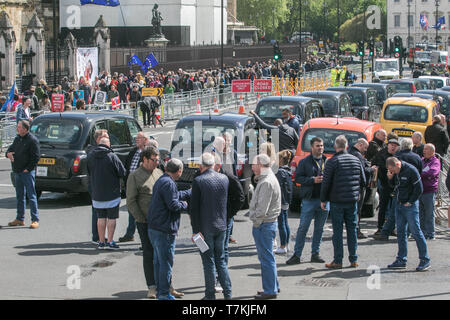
[6,108,450,300]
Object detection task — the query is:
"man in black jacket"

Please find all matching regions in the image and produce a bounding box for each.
[372,139,400,235]
[6,120,41,229]
[425,115,450,157]
[320,135,365,269]
[349,138,374,239]
[366,129,387,163]
[87,137,127,250]
[190,153,232,300]
[249,110,299,153]
[119,132,149,243]
[396,138,422,174]
[287,137,329,265]
[385,157,430,272]
[412,132,425,158]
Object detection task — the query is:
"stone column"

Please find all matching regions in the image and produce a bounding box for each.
[25,12,46,83]
[94,15,110,73]
[0,11,16,91]
[65,32,77,81]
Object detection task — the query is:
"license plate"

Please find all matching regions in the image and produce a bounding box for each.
[38,158,55,165]
[36,166,48,177]
[188,162,200,169]
[393,129,414,137]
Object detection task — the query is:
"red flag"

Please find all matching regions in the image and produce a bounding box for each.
[111,96,120,109]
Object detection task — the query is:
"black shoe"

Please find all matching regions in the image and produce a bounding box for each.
[390,230,397,237]
[373,229,382,236]
[357,231,368,239]
[286,255,301,265]
[374,234,389,241]
[311,254,325,263]
[254,293,277,300]
[119,235,135,243]
[257,289,280,295]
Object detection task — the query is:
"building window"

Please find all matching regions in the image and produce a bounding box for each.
[394,15,401,27]
[408,15,414,27]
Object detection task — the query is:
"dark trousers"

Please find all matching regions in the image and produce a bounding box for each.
[136,222,155,288]
[125,213,136,238]
[377,184,390,230]
[92,207,99,242]
[356,188,366,232]
[140,103,151,126]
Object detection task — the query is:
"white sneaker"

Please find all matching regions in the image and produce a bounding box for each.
[147,286,157,299]
[274,247,288,254]
[215,284,223,293]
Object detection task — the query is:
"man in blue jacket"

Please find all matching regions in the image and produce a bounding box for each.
[190,153,232,300]
[287,137,329,265]
[87,137,127,250]
[320,135,366,269]
[385,157,430,272]
[147,158,191,300]
[282,108,301,135]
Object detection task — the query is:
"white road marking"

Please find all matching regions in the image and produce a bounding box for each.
[0,184,13,187]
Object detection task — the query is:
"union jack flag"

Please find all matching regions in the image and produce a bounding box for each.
[420,14,429,31]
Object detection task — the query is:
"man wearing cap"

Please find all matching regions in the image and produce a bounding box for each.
[372,139,400,235]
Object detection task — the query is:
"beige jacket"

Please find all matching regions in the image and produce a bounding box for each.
[126,166,163,223]
[249,168,281,228]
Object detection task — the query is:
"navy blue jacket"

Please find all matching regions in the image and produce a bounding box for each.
[286,116,301,135]
[223,171,245,220]
[295,154,327,200]
[190,169,229,235]
[16,106,30,123]
[147,173,191,235]
[87,144,127,202]
[275,166,293,206]
[396,149,423,174]
[320,150,366,203]
[394,161,423,204]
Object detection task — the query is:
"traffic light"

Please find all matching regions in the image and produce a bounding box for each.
[393,36,402,58]
[273,42,282,61]
[369,39,374,57]
[358,41,364,56]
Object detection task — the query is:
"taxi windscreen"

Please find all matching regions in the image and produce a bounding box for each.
[384,104,428,123]
[30,119,82,145]
[256,103,298,119]
[301,128,365,154]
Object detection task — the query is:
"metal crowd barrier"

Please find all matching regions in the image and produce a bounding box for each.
[436,153,450,225]
[0,115,17,152]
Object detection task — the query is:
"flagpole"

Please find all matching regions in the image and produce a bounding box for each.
[435,0,439,49]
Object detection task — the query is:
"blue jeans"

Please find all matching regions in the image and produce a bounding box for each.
[277,209,290,246]
[148,228,176,299]
[293,199,329,258]
[396,201,430,263]
[419,193,436,238]
[15,170,39,222]
[224,218,234,265]
[330,202,358,264]
[381,197,397,236]
[200,230,232,299]
[252,222,279,295]
[125,212,136,238]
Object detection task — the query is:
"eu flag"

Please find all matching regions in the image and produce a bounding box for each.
[0,82,15,112]
[144,53,159,70]
[80,0,120,7]
[128,54,143,67]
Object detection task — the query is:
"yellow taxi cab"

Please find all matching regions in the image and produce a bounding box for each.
[380,97,440,138]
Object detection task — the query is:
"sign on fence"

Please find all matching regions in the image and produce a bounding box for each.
[142,88,163,97]
[51,94,64,112]
[253,79,273,93]
[232,80,252,93]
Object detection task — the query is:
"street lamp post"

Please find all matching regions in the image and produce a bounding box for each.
[435,0,439,48]
[221,0,224,74]
[299,0,302,65]
[53,0,58,86]
[337,0,340,56]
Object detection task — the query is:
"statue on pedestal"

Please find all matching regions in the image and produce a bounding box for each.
[151,4,164,38]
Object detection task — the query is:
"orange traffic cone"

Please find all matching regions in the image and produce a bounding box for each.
[213,97,219,113]
[256,93,260,103]
[196,98,201,113]
[238,95,245,114]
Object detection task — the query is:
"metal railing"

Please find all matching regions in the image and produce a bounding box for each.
[436,153,450,225]
[0,115,17,152]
